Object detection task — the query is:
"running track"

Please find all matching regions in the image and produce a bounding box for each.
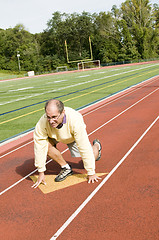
[0,76,159,240]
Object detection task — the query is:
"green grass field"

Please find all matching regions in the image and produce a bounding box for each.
[0,71,26,80]
[0,62,159,143]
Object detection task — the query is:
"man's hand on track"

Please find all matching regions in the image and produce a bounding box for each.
[31,172,46,189]
[87,174,101,183]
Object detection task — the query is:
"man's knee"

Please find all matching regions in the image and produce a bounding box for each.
[48,141,55,152]
[48,137,58,147]
[47,141,61,159]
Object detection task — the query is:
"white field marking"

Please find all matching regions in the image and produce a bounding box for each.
[0,63,158,106]
[77,75,90,78]
[54,80,67,83]
[50,115,159,240]
[8,87,34,92]
[109,69,119,71]
[0,94,25,99]
[0,85,158,196]
[97,67,131,74]
[117,67,131,70]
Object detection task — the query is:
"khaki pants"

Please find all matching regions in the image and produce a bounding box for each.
[48,138,81,157]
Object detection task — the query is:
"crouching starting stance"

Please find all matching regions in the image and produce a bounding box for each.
[32,99,102,189]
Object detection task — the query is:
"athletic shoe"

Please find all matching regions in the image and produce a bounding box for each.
[93,139,102,161]
[55,165,73,182]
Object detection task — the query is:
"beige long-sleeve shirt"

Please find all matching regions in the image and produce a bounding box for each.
[34,107,95,175]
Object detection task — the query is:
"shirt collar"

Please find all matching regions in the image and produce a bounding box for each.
[56,114,66,129]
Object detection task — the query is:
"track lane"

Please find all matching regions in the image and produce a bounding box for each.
[0,76,158,193]
[0,76,159,240]
[54,115,159,240]
[58,116,159,240]
[0,83,158,194]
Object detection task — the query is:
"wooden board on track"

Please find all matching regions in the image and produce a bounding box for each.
[30,173,108,194]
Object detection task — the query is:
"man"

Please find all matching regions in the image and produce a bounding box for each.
[32,99,102,189]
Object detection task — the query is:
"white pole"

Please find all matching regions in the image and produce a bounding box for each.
[17,51,21,71]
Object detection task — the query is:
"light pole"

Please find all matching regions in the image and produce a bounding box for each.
[17,51,21,71]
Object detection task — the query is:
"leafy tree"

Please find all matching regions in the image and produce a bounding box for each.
[120,0,157,59]
[41,11,94,62]
[0,2,158,73]
[0,24,40,71]
[93,11,121,63]
[151,3,159,56]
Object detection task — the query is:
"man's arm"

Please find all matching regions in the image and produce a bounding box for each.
[71,114,98,181]
[34,116,49,172]
[32,116,48,188]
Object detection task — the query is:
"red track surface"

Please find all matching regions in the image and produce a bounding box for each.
[0,76,159,240]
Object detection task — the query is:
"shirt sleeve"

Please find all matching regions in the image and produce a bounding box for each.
[34,116,49,172]
[71,113,95,175]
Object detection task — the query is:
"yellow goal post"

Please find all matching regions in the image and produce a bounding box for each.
[65,36,93,63]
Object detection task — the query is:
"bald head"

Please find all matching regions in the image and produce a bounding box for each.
[45,99,65,128]
[45,99,64,113]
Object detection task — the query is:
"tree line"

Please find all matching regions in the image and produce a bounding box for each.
[0,0,158,73]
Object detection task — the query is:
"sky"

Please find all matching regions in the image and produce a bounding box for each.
[0,0,158,34]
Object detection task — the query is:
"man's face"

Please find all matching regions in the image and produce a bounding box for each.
[45,104,64,128]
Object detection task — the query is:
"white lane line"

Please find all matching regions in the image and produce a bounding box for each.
[0,77,145,154]
[0,148,68,196]
[1,74,157,149]
[0,84,159,196]
[83,75,159,117]
[1,75,157,154]
[0,140,33,159]
[88,87,159,136]
[50,115,159,240]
